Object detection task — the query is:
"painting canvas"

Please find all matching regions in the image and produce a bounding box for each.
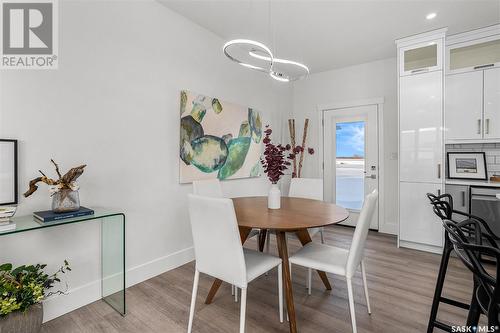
[179,90,262,183]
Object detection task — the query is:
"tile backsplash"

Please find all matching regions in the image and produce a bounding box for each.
[446,143,500,178]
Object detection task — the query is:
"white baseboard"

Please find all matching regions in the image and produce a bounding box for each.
[399,240,442,254]
[126,246,195,287]
[378,220,397,235]
[42,246,195,322]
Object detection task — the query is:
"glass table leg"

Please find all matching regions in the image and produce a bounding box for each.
[101,214,126,316]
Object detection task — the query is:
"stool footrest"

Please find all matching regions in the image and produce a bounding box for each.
[433,320,452,332]
[440,297,470,310]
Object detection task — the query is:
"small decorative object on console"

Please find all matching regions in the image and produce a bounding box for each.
[24,160,86,213]
[0,206,17,233]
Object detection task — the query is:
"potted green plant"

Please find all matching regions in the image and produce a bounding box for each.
[0,261,70,333]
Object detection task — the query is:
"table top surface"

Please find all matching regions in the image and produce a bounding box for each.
[0,208,124,236]
[233,196,349,231]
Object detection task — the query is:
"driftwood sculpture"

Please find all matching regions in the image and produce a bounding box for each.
[288,118,313,178]
[24,160,86,198]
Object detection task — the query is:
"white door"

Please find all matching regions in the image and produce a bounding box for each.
[445,71,483,140]
[484,67,500,140]
[323,104,379,229]
[400,71,443,183]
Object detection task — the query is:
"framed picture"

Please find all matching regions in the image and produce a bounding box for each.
[0,139,18,205]
[447,152,487,180]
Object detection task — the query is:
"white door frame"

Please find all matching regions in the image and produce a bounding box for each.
[317,98,387,233]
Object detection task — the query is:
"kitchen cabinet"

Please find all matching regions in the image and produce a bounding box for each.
[445,184,469,221]
[400,71,443,183]
[399,40,442,76]
[445,71,483,140]
[447,36,500,75]
[399,182,443,249]
[484,68,500,140]
[397,28,446,253]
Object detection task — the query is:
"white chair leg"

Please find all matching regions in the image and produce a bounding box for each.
[346,278,357,333]
[187,270,200,333]
[231,284,235,296]
[320,228,325,244]
[278,264,283,323]
[307,268,312,295]
[361,260,371,314]
[240,288,247,333]
[235,286,238,302]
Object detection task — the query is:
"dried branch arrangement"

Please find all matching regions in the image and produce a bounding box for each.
[288,118,314,178]
[24,160,86,198]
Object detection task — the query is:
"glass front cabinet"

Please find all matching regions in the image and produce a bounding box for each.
[399,39,443,76]
[447,36,500,75]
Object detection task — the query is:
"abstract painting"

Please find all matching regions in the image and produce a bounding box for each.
[179,90,262,183]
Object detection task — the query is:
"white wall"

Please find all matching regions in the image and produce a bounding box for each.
[0,0,291,321]
[291,58,398,234]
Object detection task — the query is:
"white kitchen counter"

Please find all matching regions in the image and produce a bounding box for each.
[445,179,500,188]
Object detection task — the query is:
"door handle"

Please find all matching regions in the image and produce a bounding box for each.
[411,68,429,74]
[478,119,482,134]
[437,189,441,196]
[365,174,377,179]
[474,64,494,70]
[461,191,466,207]
[437,163,441,179]
[486,119,490,135]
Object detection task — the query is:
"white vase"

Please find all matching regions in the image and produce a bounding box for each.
[268,184,281,209]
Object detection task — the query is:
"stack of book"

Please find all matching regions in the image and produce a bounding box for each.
[34,207,95,223]
[0,206,17,233]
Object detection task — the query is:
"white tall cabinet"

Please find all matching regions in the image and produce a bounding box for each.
[396,29,447,253]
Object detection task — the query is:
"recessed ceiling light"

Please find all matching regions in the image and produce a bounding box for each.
[426,12,437,20]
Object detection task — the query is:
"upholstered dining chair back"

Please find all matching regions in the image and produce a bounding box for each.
[289,178,323,201]
[193,179,223,197]
[188,194,247,288]
[346,190,378,278]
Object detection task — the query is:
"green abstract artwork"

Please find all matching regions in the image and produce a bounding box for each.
[179,90,263,183]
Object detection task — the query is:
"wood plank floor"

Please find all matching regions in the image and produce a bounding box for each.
[41,225,483,333]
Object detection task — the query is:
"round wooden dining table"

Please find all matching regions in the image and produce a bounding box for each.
[204,196,349,333]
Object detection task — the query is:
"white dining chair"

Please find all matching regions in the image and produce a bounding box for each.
[192,179,261,301]
[192,179,223,197]
[288,178,325,243]
[289,190,378,333]
[264,178,325,253]
[187,194,283,333]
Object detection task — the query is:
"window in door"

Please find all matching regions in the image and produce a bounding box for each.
[335,121,365,210]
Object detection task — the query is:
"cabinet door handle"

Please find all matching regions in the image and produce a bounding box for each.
[461,191,466,207]
[478,119,482,134]
[411,68,429,74]
[486,119,490,135]
[438,163,441,179]
[474,64,494,70]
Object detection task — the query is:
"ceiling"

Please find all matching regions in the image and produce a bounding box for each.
[159,0,500,74]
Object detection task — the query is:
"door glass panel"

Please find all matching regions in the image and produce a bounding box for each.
[450,39,500,70]
[336,121,365,210]
[404,44,437,72]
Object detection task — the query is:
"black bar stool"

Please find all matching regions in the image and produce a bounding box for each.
[443,219,500,330]
[426,193,500,332]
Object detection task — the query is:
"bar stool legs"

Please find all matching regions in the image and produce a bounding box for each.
[427,234,471,332]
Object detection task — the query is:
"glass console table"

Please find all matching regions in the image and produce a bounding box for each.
[1,208,126,316]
